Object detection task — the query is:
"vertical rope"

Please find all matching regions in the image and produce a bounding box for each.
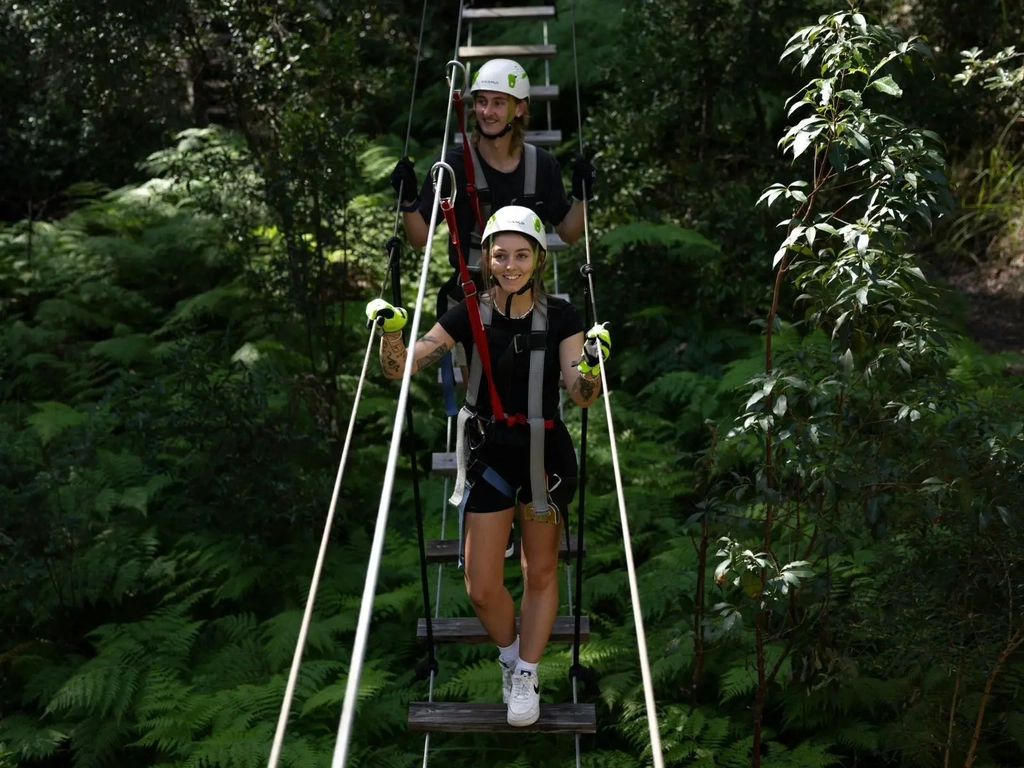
[387,237,437,691]
[331,61,468,768]
[266,326,380,768]
[568,0,664,764]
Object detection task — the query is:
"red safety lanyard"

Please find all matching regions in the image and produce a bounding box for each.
[452,91,487,234]
[441,199,506,422]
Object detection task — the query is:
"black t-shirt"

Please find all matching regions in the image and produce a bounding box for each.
[417,145,572,272]
[438,294,583,420]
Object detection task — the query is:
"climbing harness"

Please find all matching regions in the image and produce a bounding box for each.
[452,92,539,270]
[448,293,554,567]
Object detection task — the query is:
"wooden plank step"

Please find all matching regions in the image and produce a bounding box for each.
[409,701,596,733]
[458,44,557,61]
[437,366,466,386]
[462,6,557,22]
[546,232,567,251]
[433,452,457,476]
[425,535,585,564]
[454,129,562,147]
[528,84,559,102]
[418,615,589,644]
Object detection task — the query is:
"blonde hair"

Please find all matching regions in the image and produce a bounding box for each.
[479,232,547,304]
[471,98,530,155]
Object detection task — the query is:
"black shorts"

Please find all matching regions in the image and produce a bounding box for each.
[464,421,579,514]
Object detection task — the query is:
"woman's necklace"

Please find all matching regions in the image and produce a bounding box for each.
[493,297,534,320]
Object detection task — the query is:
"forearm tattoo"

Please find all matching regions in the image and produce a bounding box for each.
[416,334,448,371]
[379,332,405,377]
[573,372,599,402]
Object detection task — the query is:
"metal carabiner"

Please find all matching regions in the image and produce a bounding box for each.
[431,160,458,208]
[446,60,468,94]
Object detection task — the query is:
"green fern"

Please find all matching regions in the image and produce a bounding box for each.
[25,401,89,445]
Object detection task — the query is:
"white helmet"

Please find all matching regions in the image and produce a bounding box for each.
[469,58,531,102]
[482,205,547,252]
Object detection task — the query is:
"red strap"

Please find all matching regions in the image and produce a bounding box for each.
[504,415,555,429]
[441,199,505,422]
[452,91,487,233]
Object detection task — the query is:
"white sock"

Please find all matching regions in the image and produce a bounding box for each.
[498,636,520,667]
[514,658,538,676]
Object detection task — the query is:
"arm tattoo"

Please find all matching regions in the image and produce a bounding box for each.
[415,334,449,372]
[379,332,406,378]
[576,374,598,402]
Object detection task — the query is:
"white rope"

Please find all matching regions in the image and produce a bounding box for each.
[266,325,380,768]
[568,0,664,763]
[267,4,433,763]
[331,60,467,768]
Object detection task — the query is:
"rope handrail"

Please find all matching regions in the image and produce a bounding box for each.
[266,6,433,764]
[265,326,380,768]
[568,0,665,763]
[330,61,468,768]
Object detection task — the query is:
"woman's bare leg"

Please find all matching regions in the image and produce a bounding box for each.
[463,507,517,646]
[517,507,563,663]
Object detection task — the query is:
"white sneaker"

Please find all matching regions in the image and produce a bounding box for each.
[507,669,540,727]
[499,659,514,704]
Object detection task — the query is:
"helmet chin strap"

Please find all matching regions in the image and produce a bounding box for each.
[478,121,513,140]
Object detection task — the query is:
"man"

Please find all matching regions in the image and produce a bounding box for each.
[390,58,596,309]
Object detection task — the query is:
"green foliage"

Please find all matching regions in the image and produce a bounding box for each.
[3,2,1024,768]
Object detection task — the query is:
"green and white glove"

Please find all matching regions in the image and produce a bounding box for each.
[365,298,408,334]
[578,322,611,376]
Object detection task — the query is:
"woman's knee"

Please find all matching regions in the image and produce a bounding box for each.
[521,556,558,592]
[464,571,503,609]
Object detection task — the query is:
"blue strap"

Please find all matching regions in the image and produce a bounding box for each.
[440,351,458,417]
[456,463,516,569]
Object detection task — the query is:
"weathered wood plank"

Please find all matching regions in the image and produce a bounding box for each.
[462,6,557,22]
[527,84,560,102]
[408,702,596,733]
[425,535,585,564]
[418,615,589,644]
[454,129,562,147]
[431,452,457,476]
[458,44,557,61]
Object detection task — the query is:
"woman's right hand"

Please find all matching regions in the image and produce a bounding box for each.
[365,298,408,333]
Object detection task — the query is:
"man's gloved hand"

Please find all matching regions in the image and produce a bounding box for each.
[390,157,419,207]
[578,322,610,376]
[571,153,597,202]
[365,298,409,334]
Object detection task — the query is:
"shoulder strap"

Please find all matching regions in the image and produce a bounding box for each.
[527,294,550,516]
[523,143,537,198]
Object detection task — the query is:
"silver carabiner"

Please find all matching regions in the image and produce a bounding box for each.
[431,160,457,208]
[446,60,468,94]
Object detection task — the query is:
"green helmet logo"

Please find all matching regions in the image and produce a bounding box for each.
[472,70,481,84]
[533,217,542,233]
[507,74,517,88]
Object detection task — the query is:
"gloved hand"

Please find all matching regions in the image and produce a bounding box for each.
[365,298,409,333]
[390,157,419,206]
[578,322,611,376]
[571,153,596,202]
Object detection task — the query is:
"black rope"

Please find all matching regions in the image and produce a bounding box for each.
[570,262,597,692]
[387,236,437,679]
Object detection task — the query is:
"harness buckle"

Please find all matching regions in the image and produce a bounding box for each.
[513,334,524,354]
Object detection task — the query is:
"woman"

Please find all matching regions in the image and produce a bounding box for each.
[366,205,610,727]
